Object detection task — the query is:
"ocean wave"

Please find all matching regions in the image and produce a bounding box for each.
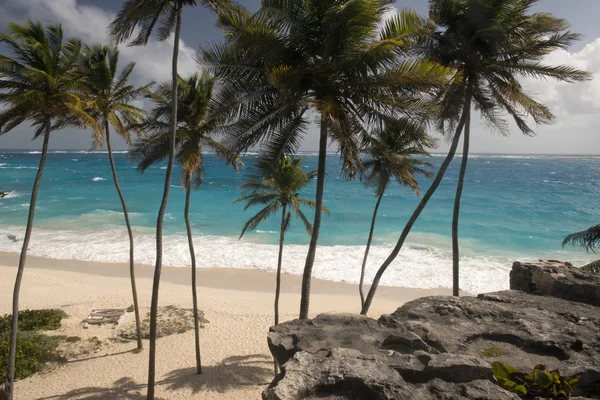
[92,177,105,181]
[0,166,37,169]
[256,230,278,234]
[1,224,591,294]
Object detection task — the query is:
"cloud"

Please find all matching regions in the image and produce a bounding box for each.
[523,38,600,117]
[2,0,198,85]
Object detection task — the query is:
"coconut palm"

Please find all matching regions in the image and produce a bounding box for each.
[360,0,591,315]
[130,72,242,375]
[109,1,232,395]
[234,156,327,375]
[200,1,448,319]
[358,123,435,309]
[76,44,148,350]
[563,225,600,273]
[0,21,91,399]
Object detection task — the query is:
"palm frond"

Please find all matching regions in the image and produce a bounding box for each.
[562,225,600,253]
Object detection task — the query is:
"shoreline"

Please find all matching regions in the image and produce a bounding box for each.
[0,251,459,300]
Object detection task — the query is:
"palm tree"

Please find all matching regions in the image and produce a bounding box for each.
[563,225,600,273]
[78,44,148,350]
[130,72,242,375]
[0,21,91,399]
[109,1,231,396]
[200,1,447,319]
[234,156,327,375]
[360,0,591,315]
[358,123,435,309]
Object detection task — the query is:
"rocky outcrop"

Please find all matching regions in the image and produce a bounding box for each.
[510,260,600,306]
[265,289,600,399]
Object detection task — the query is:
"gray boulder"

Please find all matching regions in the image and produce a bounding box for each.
[510,260,600,306]
[266,290,600,399]
[263,348,520,400]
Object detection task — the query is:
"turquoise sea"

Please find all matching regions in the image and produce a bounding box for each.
[0,150,598,293]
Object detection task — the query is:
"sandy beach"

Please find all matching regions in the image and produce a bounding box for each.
[0,252,454,399]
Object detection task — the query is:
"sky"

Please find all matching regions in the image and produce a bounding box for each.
[0,0,599,154]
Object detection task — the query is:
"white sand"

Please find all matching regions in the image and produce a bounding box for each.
[0,252,454,399]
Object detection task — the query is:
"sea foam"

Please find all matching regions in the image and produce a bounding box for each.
[0,224,572,294]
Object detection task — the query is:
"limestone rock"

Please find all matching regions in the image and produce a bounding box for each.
[267,291,600,399]
[510,260,600,306]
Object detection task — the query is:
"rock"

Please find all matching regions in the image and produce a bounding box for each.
[263,348,413,400]
[267,291,600,399]
[267,313,435,367]
[510,260,600,306]
[262,348,519,400]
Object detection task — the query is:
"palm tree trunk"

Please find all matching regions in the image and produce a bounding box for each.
[147,6,182,399]
[451,105,471,297]
[299,116,328,320]
[273,203,287,376]
[359,189,385,309]
[184,173,202,375]
[105,121,143,350]
[360,81,474,316]
[5,123,51,400]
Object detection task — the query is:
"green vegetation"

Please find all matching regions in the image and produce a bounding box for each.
[480,347,509,358]
[0,310,67,382]
[0,333,63,381]
[492,362,579,398]
[0,310,67,334]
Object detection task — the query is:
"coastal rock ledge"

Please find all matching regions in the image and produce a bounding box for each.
[263,262,600,399]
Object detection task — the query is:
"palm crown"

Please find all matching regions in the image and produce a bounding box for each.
[235,157,328,238]
[130,72,241,187]
[110,0,231,46]
[362,122,436,197]
[78,44,148,148]
[201,1,447,173]
[0,21,91,136]
[426,0,590,135]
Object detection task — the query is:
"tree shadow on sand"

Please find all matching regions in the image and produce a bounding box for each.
[37,354,273,399]
[158,353,273,394]
[37,377,155,400]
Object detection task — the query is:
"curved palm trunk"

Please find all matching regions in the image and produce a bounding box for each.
[359,190,385,308]
[184,173,202,375]
[147,7,182,399]
[5,124,51,400]
[105,121,143,349]
[299,117,328,320]
[360,81,474,316]
[273,203,287,376]
[451,106,471,297]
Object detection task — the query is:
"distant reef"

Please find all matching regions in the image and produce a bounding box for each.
[264,260,600,399]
